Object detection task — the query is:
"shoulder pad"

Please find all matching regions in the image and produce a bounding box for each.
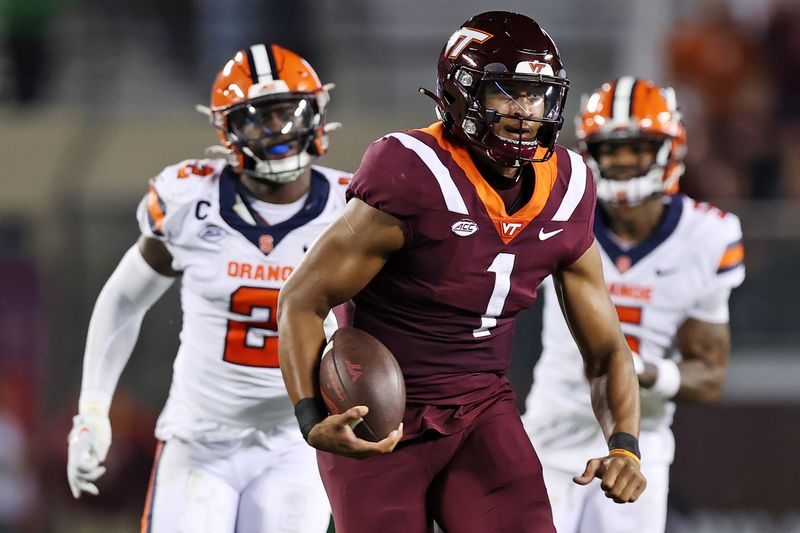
[150,159,226,205]
[312,165,353,199]
[137,158,225,240]
[347,133,436,219]
[684,197,744,280]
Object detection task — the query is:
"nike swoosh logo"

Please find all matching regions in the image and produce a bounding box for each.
[539,228,564,240]
[656,268,679,276]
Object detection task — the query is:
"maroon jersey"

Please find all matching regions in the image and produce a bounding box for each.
[346,122,595,405]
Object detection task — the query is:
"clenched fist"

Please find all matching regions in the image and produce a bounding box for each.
[573,453,647,503]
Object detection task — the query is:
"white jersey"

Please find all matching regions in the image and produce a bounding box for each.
[524,194,745,467]
[136,159,351,441]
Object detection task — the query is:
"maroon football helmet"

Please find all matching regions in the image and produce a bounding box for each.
[424,11,569,166]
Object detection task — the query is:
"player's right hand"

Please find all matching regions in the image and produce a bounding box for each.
[307,405,403,460]
[67,413,112,498]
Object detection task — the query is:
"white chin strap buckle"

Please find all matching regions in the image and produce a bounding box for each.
[242,148,312,184]
[250,165,303,184]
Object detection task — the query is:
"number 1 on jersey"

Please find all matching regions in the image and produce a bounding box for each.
[473,252,516,338]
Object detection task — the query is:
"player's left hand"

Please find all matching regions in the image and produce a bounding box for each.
[573,453,647,503]
[67,413,112,498]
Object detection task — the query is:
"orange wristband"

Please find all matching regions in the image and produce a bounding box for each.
[609,448,641,465]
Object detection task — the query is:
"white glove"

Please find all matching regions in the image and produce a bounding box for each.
[67,411,112,498]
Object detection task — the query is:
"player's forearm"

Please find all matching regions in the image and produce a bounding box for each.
[670,320,730,404]
[638,321,729,404]
[277,290,330,405]
[81,301,143,410]
[80,246,174,411]
[588,347,641,440]
[673,359,725,403]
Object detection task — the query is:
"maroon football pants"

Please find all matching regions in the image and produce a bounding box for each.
[317,396,555,533]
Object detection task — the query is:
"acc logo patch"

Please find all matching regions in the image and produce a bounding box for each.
[198,224,226,242]
[451,219,479,237]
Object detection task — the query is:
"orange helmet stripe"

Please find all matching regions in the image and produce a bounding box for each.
[599,79,616,120]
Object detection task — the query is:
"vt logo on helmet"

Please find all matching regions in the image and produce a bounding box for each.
[202,44,338,184]
[576,77,688,205]
[422,11,570,166]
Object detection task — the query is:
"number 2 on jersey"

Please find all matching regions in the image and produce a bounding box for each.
[473,253,516,338]
[223,287,280,367]
[615,304,643,353]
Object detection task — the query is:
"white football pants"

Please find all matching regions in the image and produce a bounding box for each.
[140,422,330,533]
[542,459,668,533]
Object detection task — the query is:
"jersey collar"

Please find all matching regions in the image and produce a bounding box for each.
[595,194,684,272]
[218,167,330,255]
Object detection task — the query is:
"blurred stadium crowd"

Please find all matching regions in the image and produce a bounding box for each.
[0,0,798,531]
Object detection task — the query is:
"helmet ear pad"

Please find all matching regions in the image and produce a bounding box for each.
[438,75,470,128]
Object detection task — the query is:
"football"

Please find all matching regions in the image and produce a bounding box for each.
[319,327,406,442]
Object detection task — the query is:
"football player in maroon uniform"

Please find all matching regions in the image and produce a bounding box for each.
[279,11,646,533]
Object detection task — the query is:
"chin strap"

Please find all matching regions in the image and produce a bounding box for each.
[594,168,664,206]
[241,146,311,183]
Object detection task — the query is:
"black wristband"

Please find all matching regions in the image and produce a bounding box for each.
[608,432,641,459]
[294,397,328,442]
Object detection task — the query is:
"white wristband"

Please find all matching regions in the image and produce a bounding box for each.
[650,357,681,399]
[631,352,645,375]
[78,396,112,418]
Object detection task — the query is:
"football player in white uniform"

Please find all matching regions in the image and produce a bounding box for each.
[523,78,745,533]
[66,43,349,532]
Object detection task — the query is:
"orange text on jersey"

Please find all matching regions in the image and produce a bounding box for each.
[227,261,294,281]
[607,282,652,302]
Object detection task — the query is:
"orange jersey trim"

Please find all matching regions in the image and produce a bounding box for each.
[417,123,557,244]
[146,185,166,234]
[717,241,744,273]
[140,441,165,533]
